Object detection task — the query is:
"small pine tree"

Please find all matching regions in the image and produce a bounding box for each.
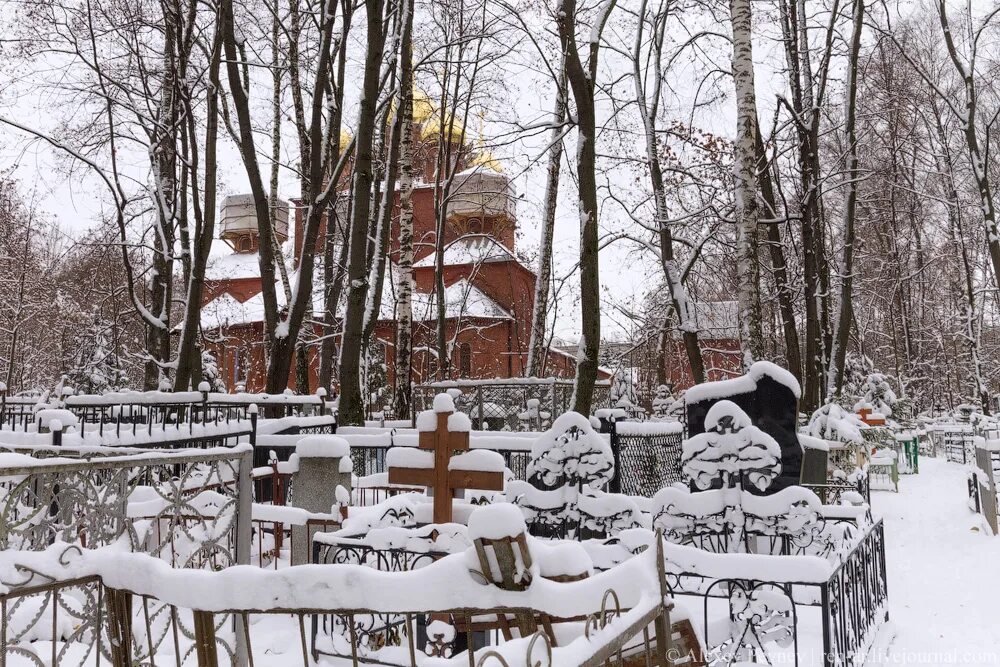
[201,350,227,392]
[66,317,129,394]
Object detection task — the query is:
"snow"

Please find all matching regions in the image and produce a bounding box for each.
[448,449,505,473]
[613,420,683,436]
[685,360,802,403]
[412,234,519,268]
[433,393,456,413]
[467,503,527,541]
[808,403,866,444]
[798,433,830,451]
[447,411,472,432]
[875,457,1000,662]
[35,409,78,430]
[533,540,593,579]
[385,447,434,469]
[295,434,350,458]
[416,410,438,432]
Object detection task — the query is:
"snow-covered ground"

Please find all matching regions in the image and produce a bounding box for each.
[877,456,1000,664]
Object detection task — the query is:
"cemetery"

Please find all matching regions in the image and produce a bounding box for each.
[7,359,996,666]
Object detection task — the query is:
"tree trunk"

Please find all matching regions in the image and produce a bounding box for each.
[828,0,864,397]
[393,0,415,418]
[526,66,568,378]
[338,0,387,425]
[174,15,223,391]
[557,0,615,415]
[729,0,763,368]
[756,131,801,381]
[632,0,705,384]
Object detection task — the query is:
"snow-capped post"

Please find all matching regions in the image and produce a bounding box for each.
[316,386,327,416]
[248,404,258,447]
[198,380,210,425]
[387,393,504,524]
[50,418,63,448]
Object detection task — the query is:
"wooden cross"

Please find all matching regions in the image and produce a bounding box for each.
[388,409,504,524]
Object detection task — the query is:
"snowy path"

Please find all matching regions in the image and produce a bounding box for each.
[877,456,1000,664]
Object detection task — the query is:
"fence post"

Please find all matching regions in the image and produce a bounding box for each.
[199,382,210,425]
[193,610,221,667]
[477,386,485,431]
[104,587,133,667]
[608,416,621,494]
[317,387,327,417]
[248,404,258,447]
[234,447,253,666]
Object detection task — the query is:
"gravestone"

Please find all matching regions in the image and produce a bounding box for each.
[685,361,802,492]
[290,435,352,563]
[387,394,504,524]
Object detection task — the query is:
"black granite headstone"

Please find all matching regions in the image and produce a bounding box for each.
[685,366,802,492]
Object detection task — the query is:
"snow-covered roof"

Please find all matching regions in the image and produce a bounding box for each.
[410,279,513,321]
[413,234,518,268]
[201,276,511,330]
[205,242,263,280]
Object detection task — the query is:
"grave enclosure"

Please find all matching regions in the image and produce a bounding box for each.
[0,370,891,667]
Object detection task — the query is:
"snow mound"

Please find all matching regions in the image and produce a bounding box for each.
[685,360,801,404]
[468,503,527,541]
[433,392,456,413]
[295,435,350,458]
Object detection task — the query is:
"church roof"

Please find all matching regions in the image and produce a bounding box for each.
[201,273,512,330]
[205,249,265,281]
[413,234,519,268]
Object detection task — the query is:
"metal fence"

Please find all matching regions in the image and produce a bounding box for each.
[332,425,682,501]
[413,379,612,432]
[0,445,254,665]
[942,429,976,464]
[605,422,683,495]
[667,519,888,667]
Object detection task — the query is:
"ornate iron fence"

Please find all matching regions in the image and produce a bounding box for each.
[0,446,254,665]
[413,379,611,432]
[666,519,888,667]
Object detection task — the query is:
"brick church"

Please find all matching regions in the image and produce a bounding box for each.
[199,99,589,395]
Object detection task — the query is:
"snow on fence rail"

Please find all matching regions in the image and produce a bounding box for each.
[0,390,333,432]
[0,535,674,667]
[413,378,612,432]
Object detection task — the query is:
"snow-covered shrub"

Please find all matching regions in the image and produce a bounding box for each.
[610,367,641,414]
[853,373,898,418]
[65,317,130,394]
[807,403,865,445]
[650,385,683,421]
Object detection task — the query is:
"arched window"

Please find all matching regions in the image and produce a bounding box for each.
[238,236,252,252]
[458,342,472,377]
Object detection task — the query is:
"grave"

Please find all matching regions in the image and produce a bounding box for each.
[685,361,802,491]
[387,394,504,524]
